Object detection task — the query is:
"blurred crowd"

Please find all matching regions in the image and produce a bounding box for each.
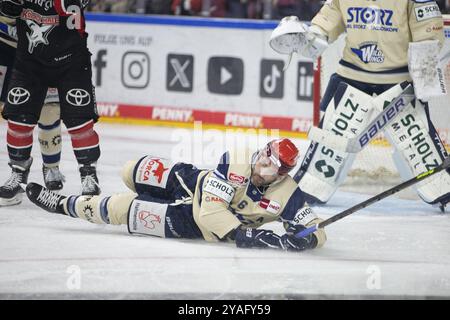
[86,0,450,19]
[86,0,325,20]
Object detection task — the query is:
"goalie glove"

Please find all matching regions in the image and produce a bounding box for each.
[235,228,285,250]
[269,16,328,70]
[0,0,24,19]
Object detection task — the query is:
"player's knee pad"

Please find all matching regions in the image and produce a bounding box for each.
[132,155,175,196]
[383,99,450,205]
[297,82,376,203]
[127,197,170,238]
[121,160,138,192]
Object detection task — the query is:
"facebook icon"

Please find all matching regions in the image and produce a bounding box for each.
[94,49,107,87]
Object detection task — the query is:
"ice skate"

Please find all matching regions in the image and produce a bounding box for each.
[25,182,66,214]
[42,165,65,191]
[80,163,101,196]
[0,158,33,207]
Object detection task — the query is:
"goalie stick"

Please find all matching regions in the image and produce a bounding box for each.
[308,84,415,153]
[295,156,450,239]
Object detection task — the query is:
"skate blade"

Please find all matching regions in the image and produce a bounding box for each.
[0,193,23,207]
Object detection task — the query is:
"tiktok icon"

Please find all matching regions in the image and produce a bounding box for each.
[260,59,284,99]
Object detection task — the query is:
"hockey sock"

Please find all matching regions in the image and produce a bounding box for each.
[7,120,35,162]
[38,119,62,167]
[67,120,100,165]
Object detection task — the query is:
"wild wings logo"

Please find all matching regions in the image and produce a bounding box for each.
[351,42,385,64]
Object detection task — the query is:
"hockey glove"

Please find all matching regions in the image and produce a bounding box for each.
[235,228,284,250]
[281,223,317,251]
[0,0,24,19]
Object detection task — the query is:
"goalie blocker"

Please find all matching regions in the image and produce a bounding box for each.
[295,74,450,210]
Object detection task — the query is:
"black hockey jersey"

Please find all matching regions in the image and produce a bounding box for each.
[0,0,91,66]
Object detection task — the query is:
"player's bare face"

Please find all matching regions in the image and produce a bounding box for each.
[251,153,279,187]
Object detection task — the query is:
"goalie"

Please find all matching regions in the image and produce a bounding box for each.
[25,139,327,252]
[269,0,450,211]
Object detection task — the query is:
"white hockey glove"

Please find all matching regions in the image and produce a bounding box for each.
[408,40,448,101]
[269,16,329,70]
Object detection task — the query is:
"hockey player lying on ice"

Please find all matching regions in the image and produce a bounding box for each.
[26,138,327,252]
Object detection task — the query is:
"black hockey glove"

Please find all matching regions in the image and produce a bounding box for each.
[281,223,318,251]
[235,228,284,250]
[0,0,23,19]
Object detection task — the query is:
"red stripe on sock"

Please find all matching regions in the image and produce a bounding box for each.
[68,122,99,149]
[7,121,35,148]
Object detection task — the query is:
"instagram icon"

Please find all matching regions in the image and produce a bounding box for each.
[121,51,150,89]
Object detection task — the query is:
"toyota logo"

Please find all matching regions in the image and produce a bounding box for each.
[7,87,31,105]
[66,89,91,106]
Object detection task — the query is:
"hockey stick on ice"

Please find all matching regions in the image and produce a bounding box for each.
[308,84,415,153]
[295,156,450,239]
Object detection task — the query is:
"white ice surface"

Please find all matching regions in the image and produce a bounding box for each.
[0,121,449,299]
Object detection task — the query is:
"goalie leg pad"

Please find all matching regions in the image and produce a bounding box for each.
[383,99,450,205]
[296,79,375,203]
[127,194,202,239]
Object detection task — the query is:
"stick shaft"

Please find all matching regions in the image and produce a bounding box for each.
[295,157,450,238]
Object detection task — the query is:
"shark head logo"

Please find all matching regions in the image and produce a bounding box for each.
[26,20,55,54]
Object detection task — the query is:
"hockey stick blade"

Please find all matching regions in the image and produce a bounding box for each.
[307,84,415,153]
[295,156,450,239]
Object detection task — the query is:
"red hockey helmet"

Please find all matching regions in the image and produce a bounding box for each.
[265,138,299,175]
